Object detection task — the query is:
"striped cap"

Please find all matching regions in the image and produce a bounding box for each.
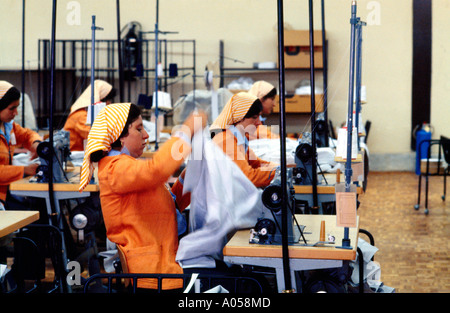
[0,81,14,100]
[210,92,258,130]
[79,103,131,192]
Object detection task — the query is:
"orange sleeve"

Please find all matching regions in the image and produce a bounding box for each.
[213,131,277,188]
[171,169,191,212]
[72,110,91,140]
[105,136,191,194]
[0,164,24,186]
[12,122,42,150]
[249,125,280,140]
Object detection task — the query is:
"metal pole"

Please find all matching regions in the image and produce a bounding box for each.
[342,0,358,248]
[308,0,319,211]
[90,16,96,124]
[154,0,160,150]
[90,16,103,126]
[21,0,26,127]
[276,0,292,293]
[49,0,70,293]
[321,0,329,146]
[354,21,365,151]
[116,0,124,102]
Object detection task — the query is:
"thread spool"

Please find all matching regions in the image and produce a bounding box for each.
[169,63,178,77]
[320,220,326,242]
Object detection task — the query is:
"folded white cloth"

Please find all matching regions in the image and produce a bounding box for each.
[176,130,265,268]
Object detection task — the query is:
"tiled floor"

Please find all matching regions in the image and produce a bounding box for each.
[357,171,449,293]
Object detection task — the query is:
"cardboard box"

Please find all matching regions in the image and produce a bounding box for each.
[273,94,324,113]
[283,30,323,68]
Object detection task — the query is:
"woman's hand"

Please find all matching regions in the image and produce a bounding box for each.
[182,110,208,139]
[24,163,39,176]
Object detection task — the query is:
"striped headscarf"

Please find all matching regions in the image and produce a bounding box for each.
[79,103,131,192]
[210,92,258,130]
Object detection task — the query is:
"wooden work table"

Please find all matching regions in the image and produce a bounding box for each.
[223,214,359,292]
[294,171,363,195]
[9,167,99,193]
[8,167,98,277]
[224,214,359,261]
[0,210,40,238]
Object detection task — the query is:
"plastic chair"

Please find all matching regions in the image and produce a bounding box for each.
[414,136,449,214]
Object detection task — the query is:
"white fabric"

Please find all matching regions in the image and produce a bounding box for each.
[176,130,266,268]
[248,138,342,173]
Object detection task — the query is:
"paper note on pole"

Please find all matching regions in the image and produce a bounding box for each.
[336,127,358,159]
[336,191,357,228]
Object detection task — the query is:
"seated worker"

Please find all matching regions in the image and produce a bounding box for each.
[210,92,278,188]
[0,81,42,210]
[79,103,207,291]
[247,80,279,140]
[63,80,116,151]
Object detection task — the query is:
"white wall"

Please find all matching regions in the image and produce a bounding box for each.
[1,0,449,170]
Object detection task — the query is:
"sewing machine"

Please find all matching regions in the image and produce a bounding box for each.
[35,130,71,183]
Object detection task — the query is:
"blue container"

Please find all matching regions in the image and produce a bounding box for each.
[415,127,432,175]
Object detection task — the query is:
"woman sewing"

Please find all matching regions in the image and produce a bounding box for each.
[63,80,116,151]
[247,80,279,140]
[0,81,42,210]
[210,92,278,188]
[79,103,207,291]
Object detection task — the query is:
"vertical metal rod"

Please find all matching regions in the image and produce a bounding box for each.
[321,0,329,146]
[154,0,160,150]
[116,0,124,102]
[276,0,292,292]
[21,0,26,127]
[342,0,358,248]
[354,22,364,151]
[49,0,69,293]
[90,16,96,124]
[346,1,357,191]
[308,0,319,210]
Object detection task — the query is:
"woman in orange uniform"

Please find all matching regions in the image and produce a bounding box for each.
[0,81,42,210]
[79,103,206,291]
[210,92,278,188]
[248,80,279,140]
[63,80,116,151]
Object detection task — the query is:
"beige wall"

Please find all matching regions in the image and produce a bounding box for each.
[1,0,449,167]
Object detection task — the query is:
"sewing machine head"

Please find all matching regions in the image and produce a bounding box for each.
[35,130,71,183]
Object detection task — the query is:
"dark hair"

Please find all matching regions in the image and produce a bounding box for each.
[101,88,117,102]
[90,103,141,162]
[263,88,277,100]
[244,99,263,119]
[0,87,21,111]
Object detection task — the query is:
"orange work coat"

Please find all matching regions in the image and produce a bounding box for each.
[249,124,280,140]
[212,129,277,188]
[97,136,191,290]
[0,122,42,202]
[63,109,90,151]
